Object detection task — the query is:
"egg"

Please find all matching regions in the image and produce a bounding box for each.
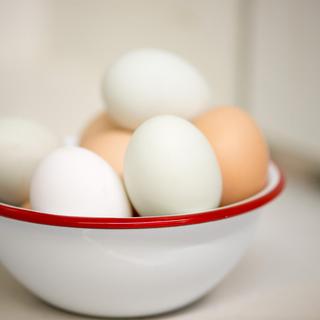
[0,117,59,205]
[193,106,269,205]
[81,129,131,176]
[102,48,212,129]
[21,200,31,209]
[124,115,222,216]
[30,146,132,217]
[80,111,117,145]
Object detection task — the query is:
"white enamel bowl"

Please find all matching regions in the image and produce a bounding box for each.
[0,163,284,318]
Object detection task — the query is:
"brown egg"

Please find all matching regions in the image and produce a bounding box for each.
[21,200,31,209]
[81,129,132,176]
[80,111,118,145]
[193,106,269,206]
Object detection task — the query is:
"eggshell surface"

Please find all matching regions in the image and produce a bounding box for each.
[80,111,117,145]
[193,106,269,205]
[0,117,59,205]
[81,129,131,176]
[124,115,222,216]
[30,146,132,217]
[103,48,212,129]
[21,200,31,209]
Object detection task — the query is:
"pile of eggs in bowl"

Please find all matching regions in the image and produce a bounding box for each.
[0,48,269,218]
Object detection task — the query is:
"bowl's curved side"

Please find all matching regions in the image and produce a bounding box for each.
[0,208,259,317]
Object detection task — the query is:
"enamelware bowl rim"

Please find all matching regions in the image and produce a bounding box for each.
[0,162,284,229]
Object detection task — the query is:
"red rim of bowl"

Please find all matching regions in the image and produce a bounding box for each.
[0,163,285,229]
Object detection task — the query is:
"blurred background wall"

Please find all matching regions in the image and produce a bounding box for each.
[0,0,319,169]
[247,0,320,170]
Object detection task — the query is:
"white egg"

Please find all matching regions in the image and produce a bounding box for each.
[0,117,59,205]
[124,115,222,216]
[103,48,212,129]
[30,146,132,218]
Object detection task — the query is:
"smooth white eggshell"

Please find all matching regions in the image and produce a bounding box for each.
[124,115,222,216]
[30,146,132,217]
[0,117,59,205]
[103,48,212,129]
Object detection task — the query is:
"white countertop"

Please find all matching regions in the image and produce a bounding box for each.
[1,173,320,319]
